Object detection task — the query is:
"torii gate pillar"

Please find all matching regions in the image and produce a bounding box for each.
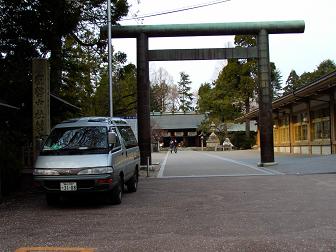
[257,29,275,165]
[136,33,151,165]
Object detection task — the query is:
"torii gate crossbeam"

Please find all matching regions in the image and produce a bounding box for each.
[101,20,305,166]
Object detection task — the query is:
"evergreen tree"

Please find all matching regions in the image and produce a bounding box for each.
[283,70,300,94]
[315,59,336,76]
[283,59,336,93]
[198,35,282,138]
[197,82,213,113]
[270,62,283,99]
[214,59,247,121]
[93,59,137,117]
[177,72,194,112]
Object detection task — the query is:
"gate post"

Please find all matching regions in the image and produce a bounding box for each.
[137,33,152,165]
[257,29,276,165]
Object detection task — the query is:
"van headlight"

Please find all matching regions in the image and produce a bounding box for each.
[78,167,113,175]
[33,169,60,176]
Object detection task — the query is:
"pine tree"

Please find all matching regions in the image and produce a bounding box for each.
[270,62,283,99]
[177,72,194,112]
[283,70,300,94]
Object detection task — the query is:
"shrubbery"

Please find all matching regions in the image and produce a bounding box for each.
[0,127,25,196]
[228,131,256,150]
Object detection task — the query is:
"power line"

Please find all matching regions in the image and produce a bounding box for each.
[121,0,231,21]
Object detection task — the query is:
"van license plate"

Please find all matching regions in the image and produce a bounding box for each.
[60,182,77,191]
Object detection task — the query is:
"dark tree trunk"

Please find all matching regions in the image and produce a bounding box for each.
[245,98,250,138]
[49,36,63,94]
[0,170,2,204]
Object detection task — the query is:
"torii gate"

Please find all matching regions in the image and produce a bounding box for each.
[102,20,305,166]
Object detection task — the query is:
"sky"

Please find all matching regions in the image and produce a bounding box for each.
[112,0,336,92]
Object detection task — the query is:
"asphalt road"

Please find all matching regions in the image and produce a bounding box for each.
[2,150,336,251]
[157,150,336,177]
[158,150,281,178]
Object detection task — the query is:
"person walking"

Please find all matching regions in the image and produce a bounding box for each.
[169,138,177,153]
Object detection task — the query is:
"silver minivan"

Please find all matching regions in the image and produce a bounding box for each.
[34,117,140,205]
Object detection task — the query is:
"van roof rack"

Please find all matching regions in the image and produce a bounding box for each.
[60,117,129,125]
[61,118,79,123]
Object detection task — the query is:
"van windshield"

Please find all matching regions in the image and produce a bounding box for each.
[41,126,109,155]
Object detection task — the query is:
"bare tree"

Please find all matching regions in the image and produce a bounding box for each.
[150,67,173,111]
[166,84,180,112]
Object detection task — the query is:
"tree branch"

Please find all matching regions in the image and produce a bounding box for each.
[114,100,137,115]
[121,93,136,99]
[70,31,99,47]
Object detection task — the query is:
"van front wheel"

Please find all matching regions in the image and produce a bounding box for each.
[127,172,138,193]
[108,182,122,205]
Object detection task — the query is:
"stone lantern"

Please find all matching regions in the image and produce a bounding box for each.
[206,121,220,149]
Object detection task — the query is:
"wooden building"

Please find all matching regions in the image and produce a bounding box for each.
[241,71,336,155]
[150,112,206,147]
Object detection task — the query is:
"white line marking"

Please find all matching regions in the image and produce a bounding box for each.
[161,174,272,179]
[202,152,275,175]
[261,166,284,175]
[157,151,169,178]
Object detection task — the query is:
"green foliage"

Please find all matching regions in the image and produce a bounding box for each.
[197,118,256,149]
[0,121,25,195]
[197,82,213,113]
[208,58,253,121]
[93,63,137,117]
[283,59,336,94]
[234,35,256,47]
[229,131,256,149]
[0,0,130,196]
[283,70,300,94]
[271,62,282,99]
[178,72,194,112]
[315,59,336,76]
[198,35,282,139]
[113,63,137,116]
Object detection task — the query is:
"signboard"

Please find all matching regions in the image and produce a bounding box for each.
[175,132,184,137]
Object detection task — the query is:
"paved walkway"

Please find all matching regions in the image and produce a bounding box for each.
[149,149,336,178]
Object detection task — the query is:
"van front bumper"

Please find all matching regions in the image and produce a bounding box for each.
[34,174,117,193]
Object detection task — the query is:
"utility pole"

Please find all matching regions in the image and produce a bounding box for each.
[107,0,113,117]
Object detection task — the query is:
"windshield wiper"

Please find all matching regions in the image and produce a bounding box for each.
[78,147,108,150]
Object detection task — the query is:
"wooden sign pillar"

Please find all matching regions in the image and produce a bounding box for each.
[32,59,50,160]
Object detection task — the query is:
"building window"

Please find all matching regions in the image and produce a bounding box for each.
[279,116,289,143]
[273,119,279,144]
[311,108,330,140]
[293,112,308,141]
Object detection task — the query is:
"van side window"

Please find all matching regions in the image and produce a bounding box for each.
[110,127,121,150]
[118,126,138,149]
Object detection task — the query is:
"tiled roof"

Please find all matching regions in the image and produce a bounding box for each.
[151,113,206,130]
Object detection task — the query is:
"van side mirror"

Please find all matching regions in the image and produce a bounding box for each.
[36,135,48,151]
[108,132,117,145]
